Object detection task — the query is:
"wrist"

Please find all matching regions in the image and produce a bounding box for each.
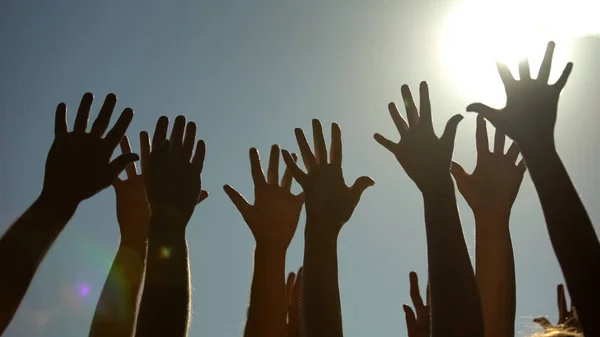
[36,192,79,217]
[254,245,287,263]
[120,234,149,251]
[421,174,456,199]
[474,212,511,235]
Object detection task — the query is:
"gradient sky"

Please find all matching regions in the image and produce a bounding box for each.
[1,1,600,336]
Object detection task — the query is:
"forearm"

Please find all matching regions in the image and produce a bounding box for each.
[135,220,190,337]
[0,195,76,334]
[422,178,484,337]
[522,145,600,333]
[244,245,287,337]
[475,213,515,337]
[90,237,147,337]
[303,229,342,337]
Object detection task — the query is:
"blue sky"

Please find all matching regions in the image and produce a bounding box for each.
[1,0,600,336]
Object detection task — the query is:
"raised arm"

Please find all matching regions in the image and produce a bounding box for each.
[0,93,137,335]
[286,267,303,337]
[223,146,304,337]
[451,116,526,337]
[134,116,208,337]
[90,134,151,337]
[282,120,374,337]
[467,41,600,335]
[374,82,484,337]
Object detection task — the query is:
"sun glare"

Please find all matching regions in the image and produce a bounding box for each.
[440,0,600,104]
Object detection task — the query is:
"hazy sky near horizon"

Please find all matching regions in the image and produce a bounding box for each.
[1,1,600,336]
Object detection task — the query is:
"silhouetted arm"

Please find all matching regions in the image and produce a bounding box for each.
[474,214,515,337]
[136,222,190,337]
[451,117,525,337]
[468,41,600,335]
[303,225,343,337]
[0,196,76,333]
[375,82,484,337]
[521,145,600,334]
[224,146,304,337]
[0,93,136,335]
[282,120,374,337]
[422,178,484,336]
[90,135,151,337]
[134,116,207,337]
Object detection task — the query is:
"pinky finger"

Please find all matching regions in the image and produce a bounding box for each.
[192,140,206,173]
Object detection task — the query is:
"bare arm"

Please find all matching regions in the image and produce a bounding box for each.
[282,120,374,337]
[90,134,151,337]
[375,82,484,337]
[451,116,526,337]
[0,93,136,335]
[134,116,208,337]
[468,41,600,335]
[224,146,303,337]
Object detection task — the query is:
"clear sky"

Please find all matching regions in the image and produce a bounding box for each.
[1,0,599,336]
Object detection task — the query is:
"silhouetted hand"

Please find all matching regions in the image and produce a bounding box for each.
[224,146,304,249]
[451,116,526,216]
[145,116,208,228]
[534,284,581,333]
[282,119,374,236]
[403,272,430,337]
[287,267,303,337]
[42,93,138,206]
[112,133,151,241]
[467,41,573,150]
[374,82,463,194]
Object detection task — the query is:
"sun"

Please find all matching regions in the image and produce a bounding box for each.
[439,0,599,104]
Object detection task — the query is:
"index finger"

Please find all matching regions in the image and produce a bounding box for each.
[120,136,138,178]
[409,272,425,310]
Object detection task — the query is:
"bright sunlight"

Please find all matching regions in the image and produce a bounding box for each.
[440,0,600,104]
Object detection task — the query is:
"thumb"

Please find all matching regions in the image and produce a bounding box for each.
[109,153,140,181]
[197,190,209,204]
[350,176,374,204]
[450,161,468,181]
[223,185,250,214]
[466,103,501,126]
[440,114,464,147]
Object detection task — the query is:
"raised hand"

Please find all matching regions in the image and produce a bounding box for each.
[403,272,430,337]
[0,93,137,335]
[90,134,151,337]
[374,82,463,194]
[42,92,138,206]
[283,119,373,337]
[451,116,526,216]
[287,267,303,337]
[282,119,374,236]
[135,115,207,337]
[112,134,151,241]
[375,82,483,337]
[467,41,573,150]
[534,284,581,333]
[144,115,208,228]
[224,146,304,249]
